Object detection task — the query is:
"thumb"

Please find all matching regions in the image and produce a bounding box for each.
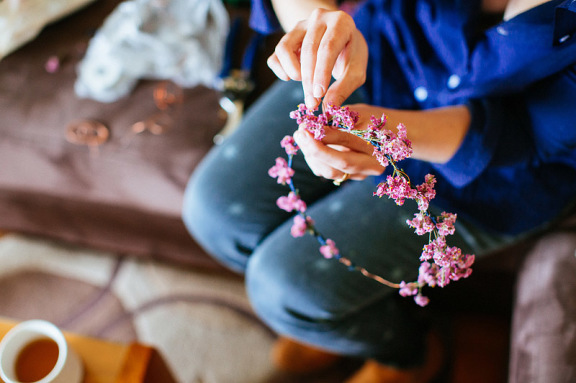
[322,74,362,108]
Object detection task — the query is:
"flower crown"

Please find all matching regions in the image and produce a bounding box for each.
[269,104,475,306]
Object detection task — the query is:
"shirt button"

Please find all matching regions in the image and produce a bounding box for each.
[559,34,571,44]
[497,26,508,36]
[447,74,461,89]
[414,86,428,102]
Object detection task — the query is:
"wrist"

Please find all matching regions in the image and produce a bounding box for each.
[271,0,339,31]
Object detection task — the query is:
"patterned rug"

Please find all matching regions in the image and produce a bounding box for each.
[0,233,277,383]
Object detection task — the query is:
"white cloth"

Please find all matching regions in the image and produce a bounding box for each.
[75,0,229,103]
[0,0,95,60]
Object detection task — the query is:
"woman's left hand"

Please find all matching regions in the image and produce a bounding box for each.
[293,119,385,183]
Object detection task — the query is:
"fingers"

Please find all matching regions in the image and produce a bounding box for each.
[293,128,384,181]
[303,10,353,108]
[323,30,368,108]
[321,126,374,155]
[323,62,367,108]
[267,54,290,81]
[269,25,306,82]
[268,9,365,110]
[299,11,326,109]
[309,11,356,105]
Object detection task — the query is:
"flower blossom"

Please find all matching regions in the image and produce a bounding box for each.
[399,281,419,297]
[324,104,359,130]
[381,124,413,162]
[367,114,387,133]
[414,294,430,307]
[374,175,417,205]
[372,148,390,168]
[406,212,435,235]
[289,104,314,124]
[268,157,295,184]
[418,262,439,287]
[415,174,437,211]
[434,245,461,268]
[435,212,457,236]
[281,135,299,155]
[291,215,314,237]
[277,192,307,212]
[319,239,339,259]
[289,104,327,140]
[362,115,387,142]
[420,236,447,262]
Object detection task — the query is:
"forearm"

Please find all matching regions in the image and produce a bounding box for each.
[271,0,338,31]
[376,105,471,164]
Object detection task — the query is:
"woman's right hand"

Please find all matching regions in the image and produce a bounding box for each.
[267,8,368,110]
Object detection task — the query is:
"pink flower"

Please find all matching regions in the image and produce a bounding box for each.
[414,294,430,307]
[324,104,359,129]
[289,104,315,124]
[268,157,295,184]
[277,192,307,212]
[449,253,475,281]
[385,124,413,162]
[415,174,437,211]
[319,239,339,259]
[458,253,475,269]
[418,262,439,287]
[433,245,461,268]
[406,212,435,235]
[281,136,299,155]
[372,147,390,168]
[375,175,417,205]
[291,215,314,237]
[309,124,326,140]
[421,236,447,262]
[399,281,419,297]
[436,212,457,236]
[367,114,387,132]
[450,265,473,281]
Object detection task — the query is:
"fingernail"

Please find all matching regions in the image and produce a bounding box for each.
[305,95,319,110]
[313,84,325,98]
[293,130,305,145]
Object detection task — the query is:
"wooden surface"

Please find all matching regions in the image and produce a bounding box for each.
[0,318,160,383]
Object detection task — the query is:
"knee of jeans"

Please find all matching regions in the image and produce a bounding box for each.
[182,169,249,272]
[245,248,344,332]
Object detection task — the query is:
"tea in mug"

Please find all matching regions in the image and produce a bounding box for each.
[15,337,59,383]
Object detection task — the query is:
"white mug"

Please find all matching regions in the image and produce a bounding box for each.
[0,320,83,383]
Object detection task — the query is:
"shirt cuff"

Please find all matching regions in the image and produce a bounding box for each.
[431,100,501,188]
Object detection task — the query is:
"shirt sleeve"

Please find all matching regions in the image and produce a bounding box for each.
[250,0,282,34]
[431,99,502,188]
[431,97,533,188]
[432,63,576,188]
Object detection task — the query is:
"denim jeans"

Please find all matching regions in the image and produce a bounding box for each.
[182,80,514,367]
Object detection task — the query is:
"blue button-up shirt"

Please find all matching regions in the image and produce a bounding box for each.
[251,0,576,235]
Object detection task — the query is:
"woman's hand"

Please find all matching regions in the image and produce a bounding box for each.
[267,8,368,110]
[293,107,386,182]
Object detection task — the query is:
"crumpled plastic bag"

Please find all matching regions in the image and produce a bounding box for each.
[75,0,229,103]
